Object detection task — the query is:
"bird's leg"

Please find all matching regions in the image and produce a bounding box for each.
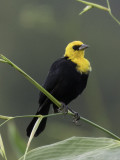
[68,107,80,125]
[58,103,80,124]
[58,102,68,114]
[73,112,80,125]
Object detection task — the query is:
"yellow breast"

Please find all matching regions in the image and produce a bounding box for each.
[72,58,92,74]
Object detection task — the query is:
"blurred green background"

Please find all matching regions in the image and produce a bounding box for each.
[0,0,120,159]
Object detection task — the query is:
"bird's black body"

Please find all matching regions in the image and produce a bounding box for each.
[26,57,89,137]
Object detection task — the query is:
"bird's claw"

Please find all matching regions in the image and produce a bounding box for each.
[58,104,80,125]
[58,103,68,114]
[72,112,80,125]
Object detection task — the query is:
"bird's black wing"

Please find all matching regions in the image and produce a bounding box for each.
[39,58,65,106]
[27,58,67,137]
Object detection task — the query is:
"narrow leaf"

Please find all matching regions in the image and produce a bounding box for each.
[0,59,6,63]
[23,116,43,160]
[0,115,13,120]
[0,134,7,160]
[77,0,109,11]
[79,5,93,15]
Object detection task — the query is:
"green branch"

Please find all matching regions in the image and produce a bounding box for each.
[0,54,61,108]
[77,0,120,25]
[0,113,120,141]
[80,116,120,141]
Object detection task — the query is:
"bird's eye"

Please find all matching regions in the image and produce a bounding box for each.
[72,45,81,51]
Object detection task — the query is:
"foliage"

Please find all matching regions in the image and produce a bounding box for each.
[19,137,120,160]
[77,0,120,25]
[0,134,7,160]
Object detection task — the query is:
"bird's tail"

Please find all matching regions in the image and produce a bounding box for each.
[26,102,50,137]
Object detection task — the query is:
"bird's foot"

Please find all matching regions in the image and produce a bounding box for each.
[58,103,80,125]
[68,108,80,125]
[58,102,68,114]
[73,112,80,125]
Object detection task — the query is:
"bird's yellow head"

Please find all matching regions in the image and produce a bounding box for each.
[64,41,88,59]
[64,41,91,74]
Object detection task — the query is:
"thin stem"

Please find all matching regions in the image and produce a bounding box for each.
[0,114,64,127]
[0,54,61,108]
[77,0,120,26]
[0,59,6,63]
[0,119,10,127]
[106,0,111,11]
[106,0,120,25]
[0,113,120,141]
[109,12,120,25]
[13,114,64,119]
[81,116,120,141]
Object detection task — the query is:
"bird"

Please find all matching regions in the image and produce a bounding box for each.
[26,41,92,137]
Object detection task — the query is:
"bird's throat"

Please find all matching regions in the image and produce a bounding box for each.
[69,56,92,74]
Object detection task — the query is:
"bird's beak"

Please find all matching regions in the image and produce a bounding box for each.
[79,44,88,50]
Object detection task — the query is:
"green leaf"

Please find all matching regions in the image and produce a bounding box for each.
[79,5,93,15]
[23,116,43,160]
[0,115,13,120]
[19,137,120,160]
[0,134,7,160]
[0,59,6,63]
[77,0,109,11]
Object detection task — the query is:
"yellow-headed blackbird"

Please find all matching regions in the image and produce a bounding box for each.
[26,41,91,137]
